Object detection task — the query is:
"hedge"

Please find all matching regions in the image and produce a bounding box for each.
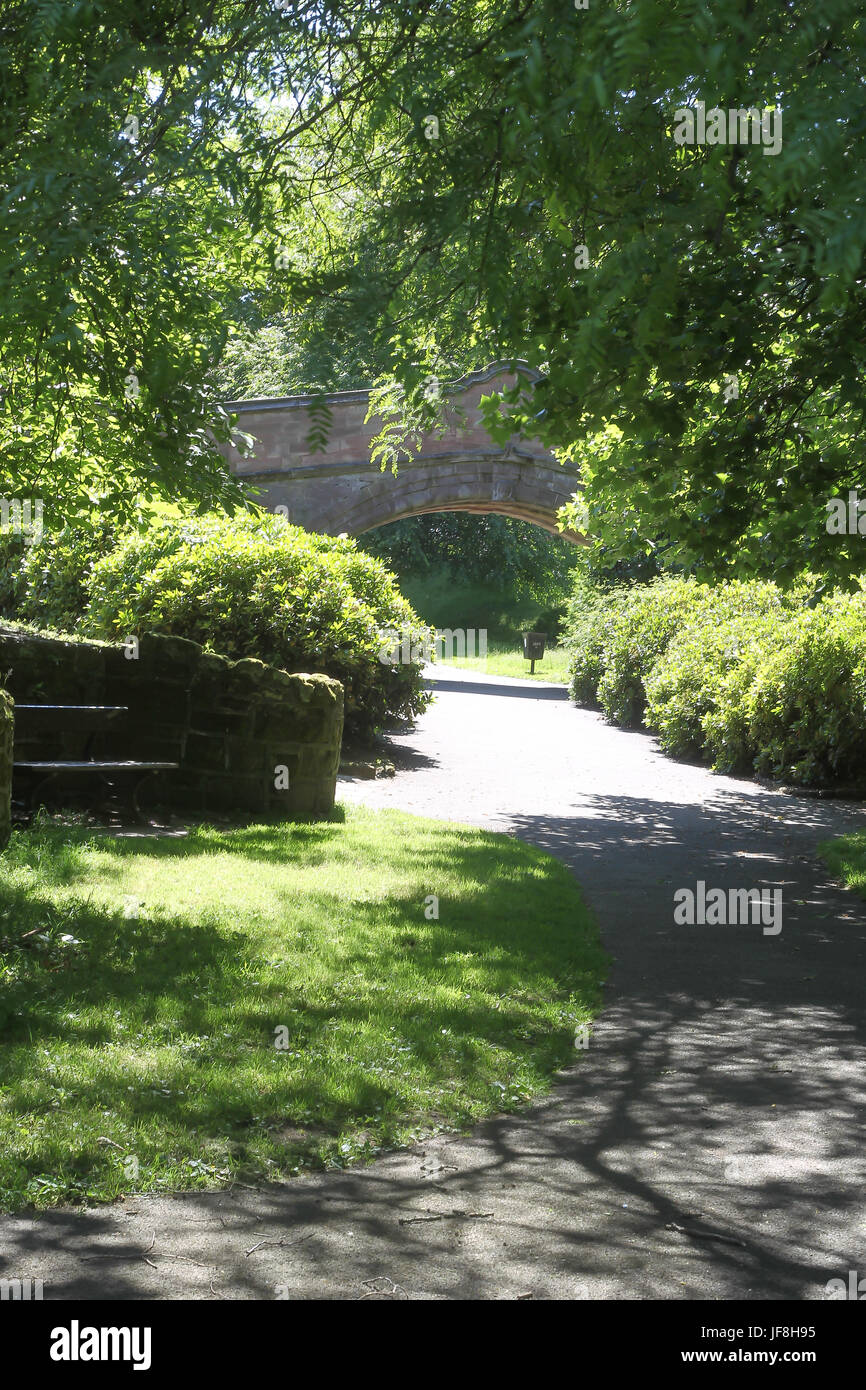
[566,574,866,787]
[1,513,431,740]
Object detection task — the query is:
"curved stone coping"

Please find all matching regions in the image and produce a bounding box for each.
[220,360,542,413]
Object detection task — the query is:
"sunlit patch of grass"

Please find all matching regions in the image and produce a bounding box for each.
[434,640,571,682]
[0,806,605,1210]
[819,830,866,897]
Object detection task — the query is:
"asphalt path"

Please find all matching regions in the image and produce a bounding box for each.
[3,667,865,1299]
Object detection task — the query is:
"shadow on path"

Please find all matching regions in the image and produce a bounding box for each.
[425,677,569,700]
[3,692,866,1299]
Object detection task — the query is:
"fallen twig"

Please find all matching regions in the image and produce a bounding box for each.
[245,1233,313,1257]
[160,1254,214,1269]
[359,1276,408,1300]
[0,926,45,950]
[398,1209,494,1225]
[81,1233,156,1261]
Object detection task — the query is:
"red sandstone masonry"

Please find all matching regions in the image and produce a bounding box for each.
[0,626,344,819]
[218,364,584,541]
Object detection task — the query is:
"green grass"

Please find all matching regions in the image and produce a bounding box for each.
[0,806,605,1211]
[395,572,566,644]
[819,830,866,896]
[435,640,572,682]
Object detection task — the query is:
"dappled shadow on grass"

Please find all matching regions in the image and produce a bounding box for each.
[94,784,863,1302]
[3,786,866,1294]
[0,814,605,1210]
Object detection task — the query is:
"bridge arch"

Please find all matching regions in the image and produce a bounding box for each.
[219,363,584,543]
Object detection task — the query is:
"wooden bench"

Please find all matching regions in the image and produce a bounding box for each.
[13,704,179,821]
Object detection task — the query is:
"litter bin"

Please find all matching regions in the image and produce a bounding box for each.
[522,631,547,674]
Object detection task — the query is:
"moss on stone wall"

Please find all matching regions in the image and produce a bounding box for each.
[0,688,12,850]
[0,624,344,820]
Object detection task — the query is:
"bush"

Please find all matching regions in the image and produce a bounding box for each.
[695,623,781,774]
[0,530,25,618]
[745,593,866,785]
[564,569,866,787]
[1,512,432,739]
[79,513,431,739]
[643,582,788,766]
[594,577,708,727]
[0,519,119,630]
[565,580,630,706]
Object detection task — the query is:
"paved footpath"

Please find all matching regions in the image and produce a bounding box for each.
[4,668,866,1299]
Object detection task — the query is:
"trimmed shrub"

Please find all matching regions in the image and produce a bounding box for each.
[744,593,866,785]
[698,628,779,774]
[594,577,708,727]
[644,582,788,766]
[566,580,630,706]
[564,569,866,787]
[78,514,430,739]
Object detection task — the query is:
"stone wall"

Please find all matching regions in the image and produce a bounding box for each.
[0,626,344,818]
[0,688,12,849]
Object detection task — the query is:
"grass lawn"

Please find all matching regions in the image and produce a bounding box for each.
[0,805,605,1211]
[819,830,866,895]
[435,640,572,683]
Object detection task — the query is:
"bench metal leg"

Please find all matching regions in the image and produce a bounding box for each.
[27,771,60,816]
[131,770,161,823]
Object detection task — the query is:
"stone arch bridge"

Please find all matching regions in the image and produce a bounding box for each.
[219,363,584,541]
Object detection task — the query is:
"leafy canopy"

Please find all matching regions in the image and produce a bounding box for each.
[0,0,434,523]
[2,1,864,584]
[287,0,866,582]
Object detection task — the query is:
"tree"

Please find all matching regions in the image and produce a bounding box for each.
[3,1,864,585]
[288,0,866,583]
[0,1,440,525]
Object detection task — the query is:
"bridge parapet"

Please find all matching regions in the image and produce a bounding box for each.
[218,362,583,541]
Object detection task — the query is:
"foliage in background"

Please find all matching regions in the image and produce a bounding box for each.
[4,1,864,583]
[294,0,865,583]
[565,574,866,786]
[358,513,579,641]
[361,513,578,604]
[0,520,120,632]
[0,0,467,521]
[210,313,389,403]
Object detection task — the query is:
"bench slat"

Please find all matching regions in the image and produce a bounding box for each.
[11,702,179,820]
[14,705,129,712]
[15,761,178,771]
